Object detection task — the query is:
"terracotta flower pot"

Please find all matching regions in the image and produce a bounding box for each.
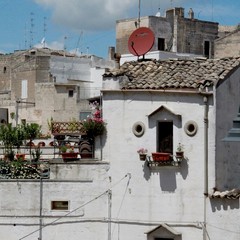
[16,153,26,161]
[139,154,147,161]
[176,151,184,158]
[61,152,78,161]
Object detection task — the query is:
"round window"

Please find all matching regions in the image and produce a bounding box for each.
[132,121,145,137]
[184,120,198,136]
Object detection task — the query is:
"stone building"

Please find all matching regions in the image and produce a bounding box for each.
[0,48,115,132]
[116,7,219,59]
[215,27,240,58]
[101,56,240,240]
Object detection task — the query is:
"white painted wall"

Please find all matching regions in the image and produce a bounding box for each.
[0,163,110,240]
[101,87,217,240]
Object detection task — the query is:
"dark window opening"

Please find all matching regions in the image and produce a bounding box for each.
[158,38,165,51]
[157,121,173,153]
[155,238,174,240]
[3,67,6,73]
[204,41,210,58]
[51,201,69,210]
[68,89,74,98]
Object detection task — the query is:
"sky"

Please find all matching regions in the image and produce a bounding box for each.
[0,0,240,58]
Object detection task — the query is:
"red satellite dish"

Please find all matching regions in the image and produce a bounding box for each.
[128,27,155,56]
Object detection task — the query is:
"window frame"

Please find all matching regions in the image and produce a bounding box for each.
[51,200,69,211]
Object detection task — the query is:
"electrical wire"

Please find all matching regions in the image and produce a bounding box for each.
[111,174,131,239]
[18,173,130,240]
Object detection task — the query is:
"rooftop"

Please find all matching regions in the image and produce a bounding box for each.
[103,57,240,90]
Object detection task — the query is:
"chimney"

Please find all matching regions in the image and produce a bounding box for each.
[188,8,194,19]
[108,46,115,61]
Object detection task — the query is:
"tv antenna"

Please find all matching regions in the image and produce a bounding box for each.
[42,17,47,48]
[29,12,34,48]
[138,0,141,28]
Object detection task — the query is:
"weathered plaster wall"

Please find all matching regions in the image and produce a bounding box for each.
[215,30,240,58]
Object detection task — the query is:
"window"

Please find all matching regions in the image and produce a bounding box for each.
[157,121,173,154]
[204,40,210,58]
[68,89,74,98]
[51,201,69,210]
[158,38,165,51]
[21,80,28,99]
[3,67,6,73]
[155,238,173,240]
[80,111,91,120]
[76,86,80,102]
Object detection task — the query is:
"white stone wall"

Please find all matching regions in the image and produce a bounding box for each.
[0,162,110,240]
[101,88,217,240]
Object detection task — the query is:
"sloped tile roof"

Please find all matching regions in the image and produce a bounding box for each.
[103,57,240,90]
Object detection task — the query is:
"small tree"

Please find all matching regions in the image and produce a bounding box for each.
[24,123,41,158]
[0,124,26,160]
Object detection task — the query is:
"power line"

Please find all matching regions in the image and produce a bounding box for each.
[18,173,131,240]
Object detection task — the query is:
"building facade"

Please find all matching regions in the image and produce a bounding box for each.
[101,57,240,240]
[116,7,218,59]
[0,48,115,132]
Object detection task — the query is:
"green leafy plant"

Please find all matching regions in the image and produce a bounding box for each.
[0,123,26,160]
[176,143,184,152]
[31,147,42,162]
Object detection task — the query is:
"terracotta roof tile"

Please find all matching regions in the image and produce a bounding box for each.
[103,57,240,90]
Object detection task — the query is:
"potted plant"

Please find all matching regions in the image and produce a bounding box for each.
[137,148,148,161]
[82,101,106,137]
[24,123,41,157]
[31,147,42,163]
[0,124,25,161]
[60,145,78,161]
[176,143,184,158]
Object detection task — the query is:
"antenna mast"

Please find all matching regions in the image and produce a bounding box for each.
[30,12,34,48]
[138,0,141,28]
[43,17,47,48]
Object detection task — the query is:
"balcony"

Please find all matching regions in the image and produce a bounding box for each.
[146,152,184,168]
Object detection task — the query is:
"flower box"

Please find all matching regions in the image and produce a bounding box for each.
[61,152,79,161]
[152,152,171,161]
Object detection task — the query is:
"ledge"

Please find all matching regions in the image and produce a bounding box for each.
[49,158,109,165]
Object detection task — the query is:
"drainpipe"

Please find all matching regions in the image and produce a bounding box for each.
[39,178,43,240]
[108,190,112,240]
[203,96,209,240]
[204,96,209,195]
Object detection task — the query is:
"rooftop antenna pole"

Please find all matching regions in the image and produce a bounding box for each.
[43,17,47,48]
[30,12,34,48]
[138,0,141,28]
[211,0,213,21]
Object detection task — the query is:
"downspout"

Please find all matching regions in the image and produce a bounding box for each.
[204,96,209,196]
[108,190,112,240]
[39,178,43,240]
[203,95,209,240]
